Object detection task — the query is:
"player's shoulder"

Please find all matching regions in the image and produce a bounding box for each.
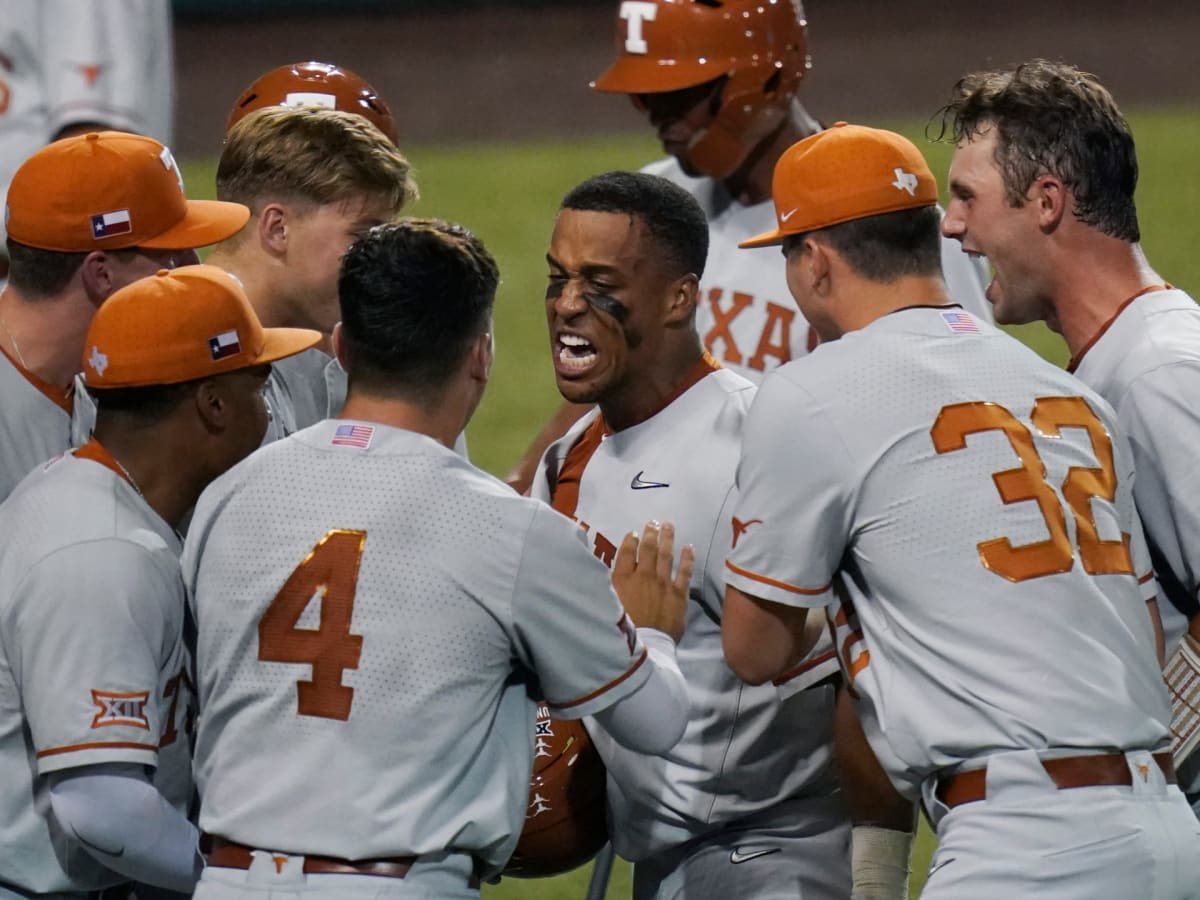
[1099,289,1200,380]
[639,157,721,213]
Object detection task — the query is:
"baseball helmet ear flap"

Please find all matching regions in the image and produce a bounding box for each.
[226,61,399,144]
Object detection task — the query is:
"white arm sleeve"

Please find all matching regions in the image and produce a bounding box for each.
[591,627,689,754]
[47,763,201,894]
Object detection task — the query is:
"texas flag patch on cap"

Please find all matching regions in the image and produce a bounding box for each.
[91,209,132,239]
[208,329,241,360]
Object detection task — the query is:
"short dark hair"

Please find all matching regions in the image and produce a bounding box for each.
[337,218,499,395]
[795,206,944,282]
[88,381,197,427]
[560,171,708,281]
[5,240,88,298]
[933,59,1139,242]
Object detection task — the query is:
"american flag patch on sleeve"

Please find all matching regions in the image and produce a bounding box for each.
[331,423,374,449]
[941,310,981,334]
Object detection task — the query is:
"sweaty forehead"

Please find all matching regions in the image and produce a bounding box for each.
[549,208,658,278]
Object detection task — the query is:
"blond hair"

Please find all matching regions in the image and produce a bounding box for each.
[217,106,417,216]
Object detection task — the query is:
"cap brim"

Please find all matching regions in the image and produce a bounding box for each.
[138,200,250,250]
[256,327,324,367]
[592,56,723,94]
[737,228,786,249]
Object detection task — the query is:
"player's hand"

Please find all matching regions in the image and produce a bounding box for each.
[611,521,693,642]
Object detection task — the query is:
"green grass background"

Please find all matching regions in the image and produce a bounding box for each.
[182,105,1200,899]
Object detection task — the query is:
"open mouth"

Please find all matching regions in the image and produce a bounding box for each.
[556,333,598,374]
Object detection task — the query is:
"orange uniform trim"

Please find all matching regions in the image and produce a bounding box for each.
[1068,284,1171,373]
[0,342,74,414]
[37,740,158,758]
[72,437,137,488]
[549,648,648,711]
[550,417,608,521]
[725,559,831,596]
[1139,570,1156,585]
[771,648,837,686]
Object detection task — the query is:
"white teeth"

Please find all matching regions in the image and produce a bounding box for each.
[558,347,597,371]
[560,334,591,348]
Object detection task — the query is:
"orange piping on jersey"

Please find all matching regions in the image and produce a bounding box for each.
[725,559,831,596]
[1067,284,1171,373]
[550,417,608,520]
[549,648,648,711]
[1139,571,1156,585]
[73,438,136,490]
[37,740,159,758]
[771,648,837,686]
[0,342,74,414]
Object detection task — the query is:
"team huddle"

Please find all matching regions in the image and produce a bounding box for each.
[2,1,1199,899]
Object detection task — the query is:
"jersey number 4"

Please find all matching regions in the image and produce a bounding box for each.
[258,529,366,720]
[931,397,1133,582]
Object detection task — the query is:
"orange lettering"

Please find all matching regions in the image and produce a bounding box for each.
[747,302,795,372]
[703,288,752,366]
[259,530,366,720]
[593,532,618,568]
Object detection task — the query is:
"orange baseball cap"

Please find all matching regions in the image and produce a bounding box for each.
[83,265,321,388]
[5,131,249,253]
[739,122,939,248]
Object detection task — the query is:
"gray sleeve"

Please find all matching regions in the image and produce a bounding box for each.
[591,628,687,754]
[510,505,653,719]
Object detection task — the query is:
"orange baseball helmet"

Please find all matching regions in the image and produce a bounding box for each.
[592,0,809,178]
[227,61,399,144]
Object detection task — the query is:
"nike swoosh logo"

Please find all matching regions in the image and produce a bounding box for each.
[780,208,799,222]
[729,845,780,864]
[630,471,669,490]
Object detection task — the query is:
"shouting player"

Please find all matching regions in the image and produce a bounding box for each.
[0,131,249,501]
[532,170,848,899]
[0,265,318,897]
[723,122,1200,899]
[938,61,1200,811]
[183,219,693,899]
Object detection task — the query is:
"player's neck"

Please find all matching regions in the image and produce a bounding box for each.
[834,275,953,337]
[92,426,206,529]
[340,390,466,450]
[0,284,94,388]
[599,344,708,433]
[1049,238,1164,357]
[723,103,822,206]
[205,244,291,332]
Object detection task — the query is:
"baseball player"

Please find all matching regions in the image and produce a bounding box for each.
[939,58,1200,813]
[0,265,319,898]
[723,122,1200,899]
[182,219,692,899]
[0,130,249,502]
[531,170,849,899]
[0,0,173,283]
[505,0,989,490]
[206,104,415,445]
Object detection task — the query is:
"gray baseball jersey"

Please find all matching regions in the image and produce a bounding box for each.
[644,157,993,383]
[725,307,1170,800]
[260,347,338,443]
[183,419,652,874]
[0,0,173,252]
[0,442,193,895]
[532,358,840,862]
[1070,287,1200,654]
[0,349,94,502]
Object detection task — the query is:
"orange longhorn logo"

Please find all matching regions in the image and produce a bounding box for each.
[731,517,763,549]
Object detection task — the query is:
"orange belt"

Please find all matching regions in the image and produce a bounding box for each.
[937,751,1176,809]
[204,837,482,889]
